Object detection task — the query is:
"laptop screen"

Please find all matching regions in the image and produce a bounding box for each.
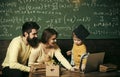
[82,52,105,73]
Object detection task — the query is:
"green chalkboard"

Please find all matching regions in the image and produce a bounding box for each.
[0,0,120,40]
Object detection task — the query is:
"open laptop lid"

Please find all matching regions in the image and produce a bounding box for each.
[82,52,105,73]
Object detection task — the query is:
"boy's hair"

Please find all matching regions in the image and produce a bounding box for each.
[22,21,40,36]
[40,28,58,43]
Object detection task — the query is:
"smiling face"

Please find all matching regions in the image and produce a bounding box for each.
[40,28,58,48]
[26,29,39,47]
[47,34,57,47]
[73,33,82,46]
[28,29,38,38]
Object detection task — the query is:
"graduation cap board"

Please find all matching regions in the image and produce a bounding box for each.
[73,25,90,40]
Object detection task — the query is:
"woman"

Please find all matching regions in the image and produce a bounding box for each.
[28,28,74,71]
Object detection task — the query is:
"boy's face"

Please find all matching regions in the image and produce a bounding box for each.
[73,33,82,46]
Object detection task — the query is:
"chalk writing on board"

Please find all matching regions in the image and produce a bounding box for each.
[0,0,120,39]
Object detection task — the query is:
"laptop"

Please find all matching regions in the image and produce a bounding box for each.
[80,52,105,73]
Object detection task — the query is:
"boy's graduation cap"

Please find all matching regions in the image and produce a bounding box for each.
[73,24,90,40]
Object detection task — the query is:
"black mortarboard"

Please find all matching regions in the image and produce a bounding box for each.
[73,24,90,40]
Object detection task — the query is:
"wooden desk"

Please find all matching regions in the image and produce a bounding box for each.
[61,71,120,77]
[29,69,120,77]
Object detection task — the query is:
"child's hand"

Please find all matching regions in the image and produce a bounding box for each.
[81,64,86,72]
[66,50,72,56]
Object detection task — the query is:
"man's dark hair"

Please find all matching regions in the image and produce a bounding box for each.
[22,21,40,36]
[40,28,58,44]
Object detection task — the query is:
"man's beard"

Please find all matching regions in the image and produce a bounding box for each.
[27,37,39,48]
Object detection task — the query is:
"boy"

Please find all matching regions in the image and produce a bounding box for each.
[66,24,90,72]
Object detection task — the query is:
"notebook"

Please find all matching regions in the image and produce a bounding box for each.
[80,52,105,73]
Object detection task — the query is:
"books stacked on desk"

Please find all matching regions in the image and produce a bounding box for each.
[99,64,117,72]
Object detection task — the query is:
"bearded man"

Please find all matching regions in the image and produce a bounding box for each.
[2,21,40,77]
